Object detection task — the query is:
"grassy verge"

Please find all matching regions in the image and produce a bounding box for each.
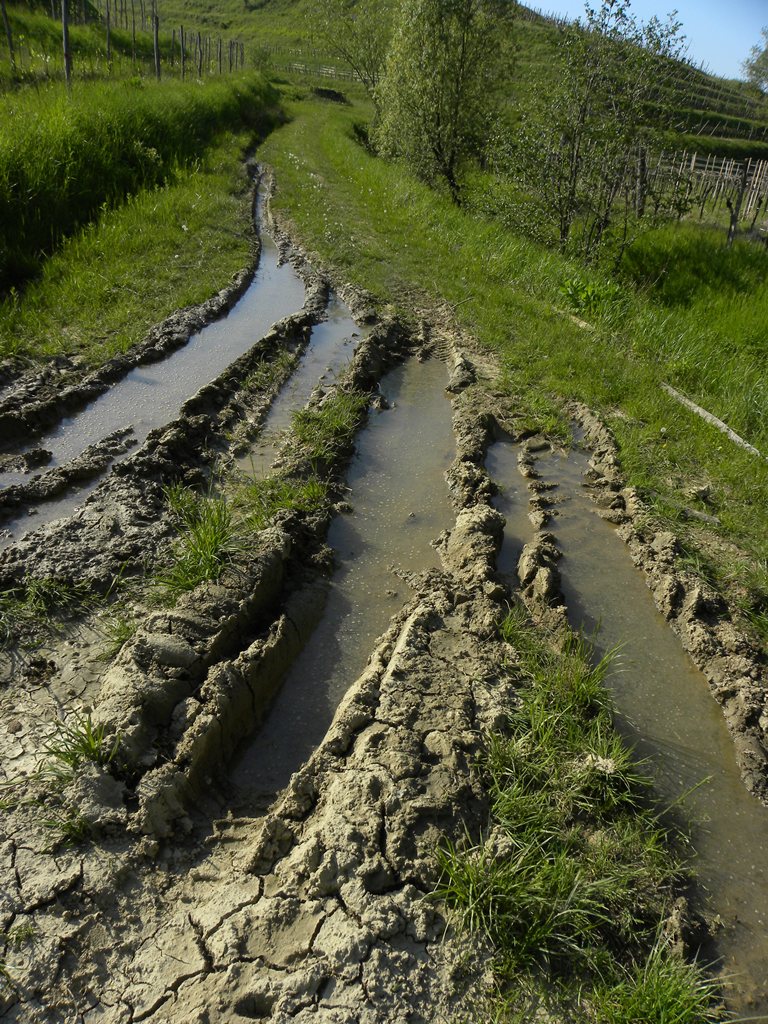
[0,128,258,366]
[257,90,768,650]
[437,607,720,1022]
[0,72,280,290]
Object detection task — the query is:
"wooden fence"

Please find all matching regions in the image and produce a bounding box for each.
[652,151,768,230]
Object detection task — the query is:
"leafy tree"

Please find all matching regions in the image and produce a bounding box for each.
[743,28,768,93]
[308,0,393,100]
[373,0,515,204]
[513,0,685,261]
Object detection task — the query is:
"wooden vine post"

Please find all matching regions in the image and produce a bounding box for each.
[1,0,16,77]
[180,24,185,79]
[62,0,72,92]
[726,162,748,248]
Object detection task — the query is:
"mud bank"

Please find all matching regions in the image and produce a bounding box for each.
[0,317,517,1023]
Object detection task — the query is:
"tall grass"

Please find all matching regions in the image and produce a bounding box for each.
[0,128,258,364]
[0,72,281,291]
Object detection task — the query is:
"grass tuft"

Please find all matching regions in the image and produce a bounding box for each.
[233,474,328,531]
[434,606,719,1020]
[152,484,238,599]
[292,388,369,463]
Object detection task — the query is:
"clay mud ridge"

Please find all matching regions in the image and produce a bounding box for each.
[0,277,517,1020]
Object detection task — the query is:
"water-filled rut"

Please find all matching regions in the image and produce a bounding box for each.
[491,437,768,1017]
[0,195,307,548]
[230,356,456,805]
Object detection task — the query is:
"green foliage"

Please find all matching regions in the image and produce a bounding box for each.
[40,810,93,847]
[306,0,392,99]
[40,713,119,787]
[743,27,768,93]
[373,0,514,203]
[621,222,768,307]
[96,609,139,660]
[0,73,280,291]
[0,129,257,365]
[512,0,685,259]
[153,484,238,597]
[292,388,369,462]
[560,275,622,317]
[0,575,93,648]
[590,938,722,1023]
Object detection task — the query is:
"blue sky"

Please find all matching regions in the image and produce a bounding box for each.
[540,1,767,81]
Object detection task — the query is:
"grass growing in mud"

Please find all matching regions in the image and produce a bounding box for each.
[0,129,259,366]
[151,472,328,602]
[436,606,720,1022]
[291,387,369,463]
[258,90,768,651]
[0,575,95,649]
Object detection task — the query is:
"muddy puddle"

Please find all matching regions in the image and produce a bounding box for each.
[0,200,308,549]
[490,438,768,1016]
[236,293,367,479]
[228,356,455,806]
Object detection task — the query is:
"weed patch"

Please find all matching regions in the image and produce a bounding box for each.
[0,575,94,649]
[151,484,239,600]
[0,73,280,292]
[233,474,327,531]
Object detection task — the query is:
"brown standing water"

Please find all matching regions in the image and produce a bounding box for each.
[235,292,369,479]
[0,195,307,549]
[489,438,768,1018]
[228,357,456,806]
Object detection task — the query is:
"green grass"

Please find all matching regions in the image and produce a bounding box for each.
[0,127,260,365]
[152,484,239,598]
[257,90,768,650]
[434,606,720,1022]
[40,712,119,785]
[2,5,172,86]
[232,473,327,531]
[291,387,369,463]
[0,575,94,648]
[0,72,280,291]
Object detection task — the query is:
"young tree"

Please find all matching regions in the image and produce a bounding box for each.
[373,0,515,204]
[743,28,768,92]
[515,0,685,260]
[308,0,393,100]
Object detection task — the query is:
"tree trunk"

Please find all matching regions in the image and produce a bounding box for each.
[130,0,135,64]
[105,0,111,69]
[153,10,160,79]
[1,0,16,77]
[62,0,72,91]
[180,25,185,78]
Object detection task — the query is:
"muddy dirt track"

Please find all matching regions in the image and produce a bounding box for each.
[0,167,767,1022]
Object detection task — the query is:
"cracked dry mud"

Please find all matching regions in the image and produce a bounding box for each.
[0,166,767,1022]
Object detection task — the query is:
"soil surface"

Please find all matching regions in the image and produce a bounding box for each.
[0,166,766,1022]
